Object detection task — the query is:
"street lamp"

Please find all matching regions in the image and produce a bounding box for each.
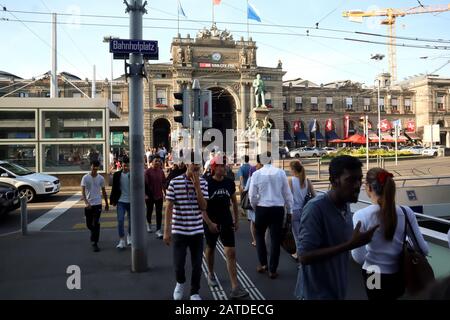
[103,36,119,101]
[371,53,385,148]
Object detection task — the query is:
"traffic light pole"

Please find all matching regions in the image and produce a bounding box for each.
[192,80,201,159]
[126,0,148,272]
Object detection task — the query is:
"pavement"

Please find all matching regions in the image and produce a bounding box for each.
[0,187,367,300]
[2,157,449,300]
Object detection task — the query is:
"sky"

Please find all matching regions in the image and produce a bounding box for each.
[1,0,450,86]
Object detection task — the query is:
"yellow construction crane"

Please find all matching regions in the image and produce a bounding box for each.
[343,4,450,82]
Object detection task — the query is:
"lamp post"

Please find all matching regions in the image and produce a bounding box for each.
[103,36,119,101]
[371,54,385,148]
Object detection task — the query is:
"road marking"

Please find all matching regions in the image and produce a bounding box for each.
[28,192,82,232]
[201,256,228,300]
[217,241,265,300]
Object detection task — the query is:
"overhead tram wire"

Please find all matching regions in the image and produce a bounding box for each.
[4,8,450,44]
[2,18,450,51]
[1,7,90,79]
[221,0,381,72]
[39,0,93,68]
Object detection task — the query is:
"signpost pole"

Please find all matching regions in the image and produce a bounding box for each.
[127,0,148,273]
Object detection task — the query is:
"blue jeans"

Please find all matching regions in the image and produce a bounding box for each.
[117,202,131,238]
[291,209,302,252]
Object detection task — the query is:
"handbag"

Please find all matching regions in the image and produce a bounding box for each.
[240,190,253,210]
[281,221,297,255]
[400,206,435,295]
[302,180,315,209]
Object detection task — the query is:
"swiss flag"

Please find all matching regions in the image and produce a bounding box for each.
[294,121,301,133]
[406,120,415,132]
[380,119,391,132]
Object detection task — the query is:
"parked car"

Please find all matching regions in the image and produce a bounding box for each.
[0,161,60,202]
[289,147,327,158]
[401,145,424,155]
[321,147,337,155]
[421,147,441,157]
[0,182,20,217]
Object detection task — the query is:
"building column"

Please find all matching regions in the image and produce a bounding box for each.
[446,131,450,148]
[240,83,247,132]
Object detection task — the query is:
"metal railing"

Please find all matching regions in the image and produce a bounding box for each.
[316,190,450,227]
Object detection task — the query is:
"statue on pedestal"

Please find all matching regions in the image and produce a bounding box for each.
[252,74,266,108]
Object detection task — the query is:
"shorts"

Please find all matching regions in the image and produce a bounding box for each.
[247,209,255,222]
[204,222,235,248]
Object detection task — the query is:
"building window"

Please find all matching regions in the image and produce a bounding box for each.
[379,97,385,112]
[391,97,398,113]
[42,143,104,173]
[0,144,36,171]
[262,75,271,81]
[41,110,104,139]
[346,97,353,111]
[112,93,122,109]
[437,95,445,111]
[363,98,371,112]
[405,98,412,113]
[156,89,167,105]
[295,97,303,111]
[326,97,333,111]
[19,92,29,98]
[264,92,272,107]
[0,110,36,139]
[311,97,318,111]
[283,96,288,110]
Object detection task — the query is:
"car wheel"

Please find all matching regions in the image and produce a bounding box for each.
[433,152,437,157]
[19,186,36,203]
[313,153,318,157]
[295,154,300,158]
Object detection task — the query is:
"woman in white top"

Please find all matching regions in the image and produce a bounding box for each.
[244,160,263,247]
[288,160,316,261]
[352,168,429,300]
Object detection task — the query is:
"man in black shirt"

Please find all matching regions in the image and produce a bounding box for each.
[204,156,249,300]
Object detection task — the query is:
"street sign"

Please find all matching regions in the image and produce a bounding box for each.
[110,39,159,60]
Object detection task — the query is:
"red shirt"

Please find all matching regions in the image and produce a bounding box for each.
[145,167,166,200]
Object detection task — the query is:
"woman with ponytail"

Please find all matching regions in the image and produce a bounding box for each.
[289,160,316,261]
[351,168,429,300]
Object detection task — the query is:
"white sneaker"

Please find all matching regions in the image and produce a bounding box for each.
[155,230,163,239]
[190,294,202,300]
[116,239,126,249]
[127,235,132,246]
[147,224,153,233]
[173,282,185,300]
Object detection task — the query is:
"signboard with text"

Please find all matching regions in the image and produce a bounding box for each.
[110,39,159,60]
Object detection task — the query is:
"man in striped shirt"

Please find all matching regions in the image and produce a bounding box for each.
[164,158,214,300]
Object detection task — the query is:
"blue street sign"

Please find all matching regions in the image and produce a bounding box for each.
[110,39,159,60]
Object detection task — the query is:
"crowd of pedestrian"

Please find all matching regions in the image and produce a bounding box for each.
[81,148,440,301]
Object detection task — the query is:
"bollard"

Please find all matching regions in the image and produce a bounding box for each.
[20,196,28,235]
[317,159,321,180]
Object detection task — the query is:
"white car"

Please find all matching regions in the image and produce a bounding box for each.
[0,161,60,202]
[289,147,327,158]
[421,147,440,157]
[401,145,424,155]
[321,147,337,155]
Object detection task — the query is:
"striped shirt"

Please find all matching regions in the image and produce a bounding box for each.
[166,174,209,236]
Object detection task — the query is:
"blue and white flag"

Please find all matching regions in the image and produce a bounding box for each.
[310,119,317,133]
[392,119,402,128]
[178,0,187,17]
[247,2,261,22]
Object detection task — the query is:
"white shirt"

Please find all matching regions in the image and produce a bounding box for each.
[249,164,293,213]
[291,177,309,211]
[81,174,105,206]
[118,172,130,203]
[352,204,429,274]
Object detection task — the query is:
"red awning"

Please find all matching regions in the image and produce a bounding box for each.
[405,132,421,141]
[342,134,368,144]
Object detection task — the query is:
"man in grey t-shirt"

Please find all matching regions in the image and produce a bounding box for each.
[296,156,378,300]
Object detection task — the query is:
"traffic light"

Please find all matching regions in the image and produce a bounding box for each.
[173,90,191,128]
[199,90,212,128]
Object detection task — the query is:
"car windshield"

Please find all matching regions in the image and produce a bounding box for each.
[1,162,34,176]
